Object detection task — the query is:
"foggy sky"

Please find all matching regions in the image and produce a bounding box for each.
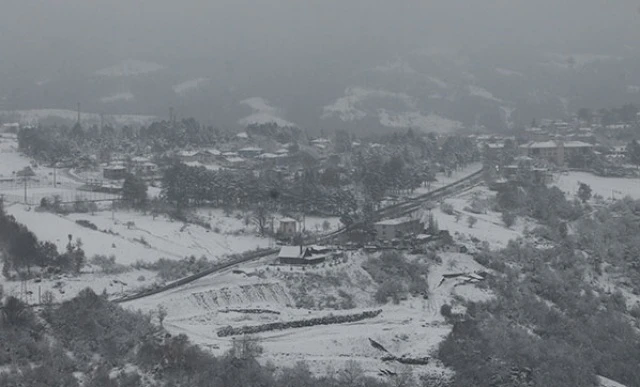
[2,0,639,78]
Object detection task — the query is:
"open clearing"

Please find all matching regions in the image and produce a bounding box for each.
[554,171,640,200]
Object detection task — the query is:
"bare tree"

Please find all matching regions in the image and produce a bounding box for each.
[252,204,271,236]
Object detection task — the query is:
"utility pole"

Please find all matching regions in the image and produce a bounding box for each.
[23,177,27,204]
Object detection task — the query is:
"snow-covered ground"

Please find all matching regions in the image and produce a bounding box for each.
[411,162,483,197]
[553,171,640,200]
[428,185,538,250]
[0,136,33,177]
[0,266,158,305]
[0,136,90,203]
[6,206,272,266]
[125,251,491,378]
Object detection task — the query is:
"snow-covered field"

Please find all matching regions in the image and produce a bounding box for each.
[553,171,640,200]
[6,206,272,266]
[429,186,537,250]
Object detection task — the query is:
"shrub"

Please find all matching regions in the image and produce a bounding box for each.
[75,219,98,231]
[374,279,405,304]
[440,304,452,319]
[90,255,129,275]
[138,256,210,281]
[441,202,455,215]
[502,211,516,228]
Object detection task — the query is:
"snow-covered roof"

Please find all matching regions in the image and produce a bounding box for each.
[375,216,418,226]
[520,141,557,149]
[236,132,248,138]
[563,141,593,148]
[104,164,126,170]
[483,143,504,149]
[279,217,297,223]
[311,138,331,144]
[131,156,151,163]
[178,150,199,157]
[239,146,262,152]
[222,151,238,157]
[278,246,305,259]
[275,148,289,154]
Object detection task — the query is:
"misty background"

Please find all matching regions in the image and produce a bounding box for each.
[1,0,640,133]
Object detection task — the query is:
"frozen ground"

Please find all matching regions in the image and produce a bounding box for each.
[554,171,640,200]
[428,185,536,250]
[6,206,272,266]
[0,266,158,305]
[125,251,492,378]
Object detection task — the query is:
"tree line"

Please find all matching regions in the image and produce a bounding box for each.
[0,199,86,278]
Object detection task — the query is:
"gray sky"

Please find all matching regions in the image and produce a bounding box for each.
[2,0,639,69]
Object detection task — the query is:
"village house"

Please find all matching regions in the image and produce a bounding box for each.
[519,140,593,166]
[277,217,297,237]
[277,245,333,265]
[374,217,424,243]
[103,164,127,180]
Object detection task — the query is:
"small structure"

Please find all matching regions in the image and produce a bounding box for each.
[103,164,127,180]
[16,166,36,178]
[278,245,329,265]
[278,217,297,237]
[374,217,424,243]
[519,140,593,166]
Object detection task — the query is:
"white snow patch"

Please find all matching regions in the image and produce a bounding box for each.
[173,78,211,96]
[322,87,416,122]
[238,97,295,127]
[95,59,164,77]
[468,85,503,103]
[6,206,272,266]
[100,92,134,103]
[553,171,640,200]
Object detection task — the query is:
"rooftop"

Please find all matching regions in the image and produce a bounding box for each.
[278,246,305,259]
